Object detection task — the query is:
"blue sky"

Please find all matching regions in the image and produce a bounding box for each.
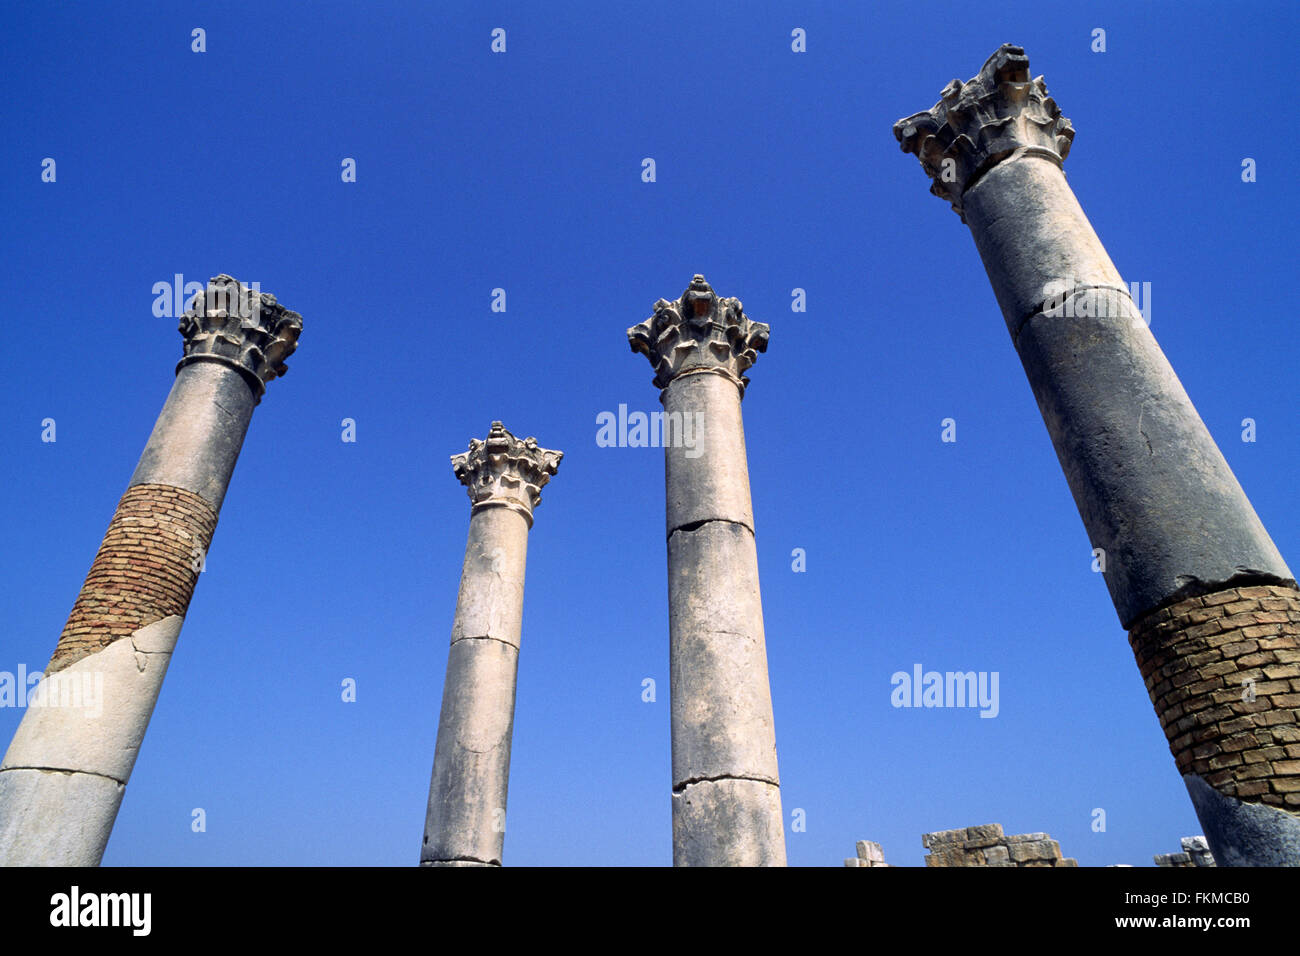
[1,1,1295,866]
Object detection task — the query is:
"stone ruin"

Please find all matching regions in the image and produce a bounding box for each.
[2,43,1298,869]
[1154,836,1216,868]
[847,828,1223,867]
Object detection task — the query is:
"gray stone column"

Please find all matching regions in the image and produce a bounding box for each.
[421,422,561,867]
[628,275,786,866]
[894,45,1300,865]
[0,275,301,866]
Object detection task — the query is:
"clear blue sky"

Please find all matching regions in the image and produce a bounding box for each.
[1,1,1295,866]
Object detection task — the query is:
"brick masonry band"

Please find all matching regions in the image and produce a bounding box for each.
[48,484,217,674]
[894,45,1299,865]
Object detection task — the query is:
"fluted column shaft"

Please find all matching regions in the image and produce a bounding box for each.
[895,45,1300,865]
[630,275,786,866]
[421,423,561,867]
[0,276,301,866]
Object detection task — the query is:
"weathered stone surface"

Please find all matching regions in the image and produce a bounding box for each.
[667,520,778,788]
[447,507,530,650]
[921,825,1072,868]
[0,768,124,867]
[965,159,1130,341]
[893,44,1074,222]
[1184,773,1300,867]
[421,637,519,867]
[964,823,1005,846]
[894,45,1294,630]
[627,274,768,394]
[2,616,182,784]
[451,421,562,523]
[856,839,885,863]
[129,362,256,511]
[662,371,754,534]
[1008,839,1061,863]
[175,274,302,400]
[983,844,1010,865]
[1014,298,1292,627]
[0,616,182,866]
[921,827,969,848]
[672,777,785,867]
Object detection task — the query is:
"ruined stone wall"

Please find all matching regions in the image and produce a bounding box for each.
[1154,836,1216,867]
[922,824,1078,867]
[843,840,888,867]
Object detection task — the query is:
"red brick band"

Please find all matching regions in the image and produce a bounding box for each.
[1129,584,1300,812]
[48,483,218,674]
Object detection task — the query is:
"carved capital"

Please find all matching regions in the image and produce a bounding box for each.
[176,274,303,401]
[627,275,769,393]
[893,44,1075,220]
[452,422,563,521]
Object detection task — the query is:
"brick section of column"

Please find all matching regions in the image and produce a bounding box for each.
[1130,584,1300,812]
[48,483,218,674]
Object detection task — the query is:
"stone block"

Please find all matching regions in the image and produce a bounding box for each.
[1008,840,1062,863]
[982,844,1010,865]
[855,840,885,863]
[921,827,968,849]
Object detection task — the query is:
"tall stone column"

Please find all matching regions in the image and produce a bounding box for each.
[0,275,302,866]
[628,275,786,866]
[894,45,1300,865]
[421,422,561,867]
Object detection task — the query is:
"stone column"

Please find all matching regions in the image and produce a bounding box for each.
[894,45,1300,865]
[628,275,786,866]
[0,275,302,866]
[421,422,561,867]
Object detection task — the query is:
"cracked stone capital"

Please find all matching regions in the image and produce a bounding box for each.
[176,274,303,402]
[628,274,770,394]
[893,43,1075,220]
[451,422,563,518]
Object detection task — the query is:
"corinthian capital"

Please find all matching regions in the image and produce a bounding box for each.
[452,422,563,521]
[893,44,1075,220]
[176,274,303,400]
[627,275,769,393]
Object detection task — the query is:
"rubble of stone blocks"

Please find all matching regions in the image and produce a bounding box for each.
[843,840,888,867]
[921,824,1078,867]
[1154,836,1216,868]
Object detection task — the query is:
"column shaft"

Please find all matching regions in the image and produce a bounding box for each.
[895,44,1300,865]
[630,275,786,866]
[420,422,561,867]
[0,276,300,866]
[422,507,528,867]
[664,373,784,866]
